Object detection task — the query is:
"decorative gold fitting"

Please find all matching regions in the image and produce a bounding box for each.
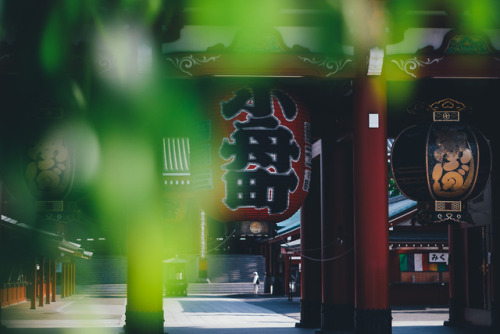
[433,111,460,122]
[435,201,462,212]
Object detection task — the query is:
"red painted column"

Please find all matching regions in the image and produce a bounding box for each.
[52,260,56,302]
[66,263,71,297]
[62,263,67,299]
[60,264,64,299]
[72,263,76,295]
[319,136,355,332]
[38,258,44,307]
[353,75,391,333]
[296,150,322,328]
[67,263,71,297]
[263,244,271,293]
[30,258,37,309]
[74,263,77,295]
[0,294,4,330]
[284,254,291,296]
[445,224,467,326]
[46,259,51,305]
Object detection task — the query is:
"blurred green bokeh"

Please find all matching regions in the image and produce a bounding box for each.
[2,0,500,313]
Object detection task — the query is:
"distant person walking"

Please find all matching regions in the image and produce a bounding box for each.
[252,272,260,294]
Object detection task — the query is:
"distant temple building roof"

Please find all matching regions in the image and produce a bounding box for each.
[276,194,417,237]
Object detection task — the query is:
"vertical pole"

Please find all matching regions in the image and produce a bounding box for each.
[199,210,208,283]
[31,258,36,309]
[46,259,51,304]
[268,244,274,294]
[491,130,500,332]
[296,148,322,328]
[0,288,3,331]
[68,263,71,297]
[353,74,391,333]
[73,262,76,295]
[126,221,164,334]
[319,137,355,332]
[60,263,63,299]
[284,253,291,297]
[52,260,56,302]
[446,224,467,326]
[70,263,74,296]
[60,263,64,299]
[62,263,66,299]
[66,263,70,297]
[38,258,44,307]
[0,183,4,330]
[268,244,273,294]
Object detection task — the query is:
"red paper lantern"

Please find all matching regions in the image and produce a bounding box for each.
[191,85,311,223]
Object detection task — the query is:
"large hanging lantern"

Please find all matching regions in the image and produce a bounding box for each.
[191,84,311,223]
[390,98,491,224]
[1,118,99,201]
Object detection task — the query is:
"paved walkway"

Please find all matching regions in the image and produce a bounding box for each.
[0,293,494,333]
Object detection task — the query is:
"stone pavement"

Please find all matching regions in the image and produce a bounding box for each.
[0,292,495,333]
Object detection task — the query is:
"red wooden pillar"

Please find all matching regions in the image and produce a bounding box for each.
[30,258,37,309]
[65,263,70,297]
[445,224,467,326]
[72,262,76,295]
[67,263,71,296]
[67,263,70,297]
[0,297,3,332]
[61,263,66,299]
[268,244,277,295]
[71,262,76,295]
[319,137,355,332]
[69,263,73,296]
[263,244,271,293]
[60,264,64,299]
[0,290,4,331]
[353,75,391,333]
[52,260,56,302]
[284,254,291,296]
[296,146,322,328]
[38,258,44,307]
[45,259,51,305]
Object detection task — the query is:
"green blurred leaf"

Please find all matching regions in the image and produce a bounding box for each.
[40,11,66,73]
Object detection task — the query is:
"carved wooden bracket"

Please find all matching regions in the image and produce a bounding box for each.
[386,30,500,79]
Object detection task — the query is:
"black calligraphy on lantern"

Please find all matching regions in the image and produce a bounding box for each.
[219,88,300,214]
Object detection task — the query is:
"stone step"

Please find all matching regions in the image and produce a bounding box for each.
[207,255,265,283]
[187,283,256,295]
[75,282,259,297]
[76,284,127,297]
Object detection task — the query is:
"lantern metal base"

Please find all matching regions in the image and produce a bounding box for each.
[412,204,473,225]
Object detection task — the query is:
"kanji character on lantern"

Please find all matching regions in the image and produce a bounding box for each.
[219,87,301,214]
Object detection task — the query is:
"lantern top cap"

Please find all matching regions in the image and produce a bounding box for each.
[430,98,466,122]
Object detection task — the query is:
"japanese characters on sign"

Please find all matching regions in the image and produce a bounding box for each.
[192,85,311,222]
[429,252,449,264]
[220,87,302,215]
